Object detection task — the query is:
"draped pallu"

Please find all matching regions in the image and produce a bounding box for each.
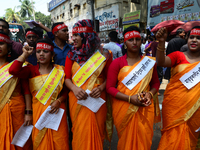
[158,62,200,150]
[69,59,111,150]
[0,63,32,150]
[112,57,160,150]
[29,65,69,150]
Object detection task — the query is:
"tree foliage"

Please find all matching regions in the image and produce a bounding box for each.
[35,12,51,29]
[5,7,21,22]
[18,0,34,18]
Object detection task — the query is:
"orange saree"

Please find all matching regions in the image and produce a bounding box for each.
[29,65,69,150]
[0,63,32,150]
[158,62,200,150]
[68,61,108,150]
[112,57,160,150]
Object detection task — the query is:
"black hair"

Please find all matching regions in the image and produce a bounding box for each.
[0,31,18,62]
[188,26,200,36]
[25,28,40,36]
[0,19,9,29]
[51,22,64,31]
[108,31,118,42]
[33,27,43,39]
[36,38,54,46]
[123,26,141,36]
[176,28,185,35]
[148,36,153,41]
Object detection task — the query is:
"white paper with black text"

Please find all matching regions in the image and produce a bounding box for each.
[77,89,106,113]
[35,106,64,131]
[11,124,33,147]
[122,57,155,90]
[179,62,200,89]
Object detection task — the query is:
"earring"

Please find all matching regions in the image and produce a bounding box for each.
[37,60,39,63]
[124,44,127,49]
[8,51,11,57]
[52,57,54,63]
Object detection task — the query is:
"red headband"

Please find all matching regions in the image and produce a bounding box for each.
[26,31,39,37]
[52,23,68,35]
[36,43,54,52]
[190,28,200,36]
[72,27,94,34]
[0,33,11,44]
[124,31,141,42]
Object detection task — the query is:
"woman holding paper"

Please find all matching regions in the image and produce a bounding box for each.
[156,26,200,150]
[106,26,160,150]
[9,38,69,150]
[0,31,32,150]
[64,19,112,150]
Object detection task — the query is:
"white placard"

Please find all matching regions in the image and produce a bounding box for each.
[77,89,106,113]
[11,124,33,147]
[122,57,155,90]
[179,63,200,89]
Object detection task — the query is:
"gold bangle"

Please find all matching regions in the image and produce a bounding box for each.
[20,55,26,61]
[137,93,142,101]
[157,46,165,52]
[57,99,62,104]
[128,95,131,103]
[149,91,154,98]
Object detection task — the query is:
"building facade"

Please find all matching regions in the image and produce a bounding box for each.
[48,0,148,40]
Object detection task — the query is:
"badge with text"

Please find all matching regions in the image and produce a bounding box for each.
[72,51,106,87]
[0,62,14,88]
[122,57,155,90]
[35,67,64,105]
[180,63,200,89]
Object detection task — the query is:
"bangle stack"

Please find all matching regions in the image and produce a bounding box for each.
[149,91,154,99]
[157,46,165,52]
[25,109,32,115]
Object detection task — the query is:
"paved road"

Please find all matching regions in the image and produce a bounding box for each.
[103,79,168,150]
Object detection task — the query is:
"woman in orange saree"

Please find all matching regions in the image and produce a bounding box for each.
[106,26,160,150]
[9,38,69,150]
[156,26,200,150]
[0,31,32,150]
[65,19,112,150]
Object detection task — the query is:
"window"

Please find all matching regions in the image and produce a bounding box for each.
[83,3,86,9]
[131,0,140,4]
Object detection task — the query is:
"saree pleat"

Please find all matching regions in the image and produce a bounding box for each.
[158,63,200,150]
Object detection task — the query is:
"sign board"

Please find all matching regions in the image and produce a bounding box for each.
[49,0,66,11]
[123,10,141,24]
[147,0,200,26]
[95,5,119,31]
[123,23,140,31]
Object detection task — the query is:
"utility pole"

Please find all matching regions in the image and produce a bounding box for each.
[90,0,96,31]
[31,0,35,21]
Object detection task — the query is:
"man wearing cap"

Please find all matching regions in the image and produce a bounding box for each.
[103,31,122,60]
[0,19,23,57]
[25,28,40,65]
[51,22,72,66]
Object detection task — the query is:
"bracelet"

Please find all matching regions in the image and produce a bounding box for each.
[157,46,165,52]
[149,91,154,98]
[137,93,142,101]
[25,109,33,115]
[20,55,26,61]
[57,99,62,104]
[128,95,131,103]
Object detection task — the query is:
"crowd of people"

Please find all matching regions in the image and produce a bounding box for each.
[0,17,200,150]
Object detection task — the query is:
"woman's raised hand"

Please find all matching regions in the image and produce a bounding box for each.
[156,27,168,43]
[22,45,34,57]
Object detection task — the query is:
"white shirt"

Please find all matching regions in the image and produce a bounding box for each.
[103,42,122,60]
